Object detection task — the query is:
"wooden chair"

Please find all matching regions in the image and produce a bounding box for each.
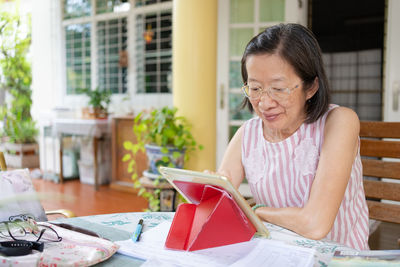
[360,121,400,247]
[359,121,400,223]
[0,151,75,219]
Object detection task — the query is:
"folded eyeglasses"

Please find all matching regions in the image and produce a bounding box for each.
[0,214,62,256]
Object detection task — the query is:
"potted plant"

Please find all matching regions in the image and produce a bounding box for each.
[77,88,111,119]
[0,11,39,168]
[123,106,203,211]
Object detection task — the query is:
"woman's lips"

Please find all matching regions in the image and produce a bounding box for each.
[262,113,280,121]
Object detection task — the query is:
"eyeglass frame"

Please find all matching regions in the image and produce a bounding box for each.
[0,217,62,255]
[242,81,302,101]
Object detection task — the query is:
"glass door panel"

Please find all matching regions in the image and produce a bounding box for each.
[259,0,285,22]
[229,28,254,57]
[230,0,254,23]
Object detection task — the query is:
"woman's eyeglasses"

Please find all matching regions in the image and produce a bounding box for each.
[0,215,62,256]
[242,83,301,102]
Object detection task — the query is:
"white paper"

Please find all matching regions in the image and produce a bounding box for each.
[230,239,315,267]
[116,221,315,267]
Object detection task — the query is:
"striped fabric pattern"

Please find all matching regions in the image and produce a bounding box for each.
[241,105,369,250]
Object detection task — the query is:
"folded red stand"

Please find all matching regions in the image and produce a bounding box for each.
[165,182,256,251]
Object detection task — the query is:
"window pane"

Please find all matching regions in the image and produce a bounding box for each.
[230,0,254,23]
[135,10,172,93]
[230,28,253,57]
[259,0,285,22]
[135,0,171,7]
[229,93,253,121]
[65,23,91,94]
[97,17,128,94]
[63,0,91,19]
[96,0,130,14]
[229,61,242,88]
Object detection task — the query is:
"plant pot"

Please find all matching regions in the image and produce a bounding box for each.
[81,107,108,119]
[144,144,185,176]
[2,142,40,168]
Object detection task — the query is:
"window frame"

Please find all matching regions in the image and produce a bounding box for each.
[60,0,173,110]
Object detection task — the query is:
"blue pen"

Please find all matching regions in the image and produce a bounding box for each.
[132,219,143,242]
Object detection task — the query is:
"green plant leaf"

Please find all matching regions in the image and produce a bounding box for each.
[133,180,141,188]
[122,153,131,162]
[161,156,169,163]
[138,188,146,196]
[123,141,133,150]
[160,147,169,154]
[172,151,182,159]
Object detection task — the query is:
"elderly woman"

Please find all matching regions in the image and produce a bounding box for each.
[218,23,369,250]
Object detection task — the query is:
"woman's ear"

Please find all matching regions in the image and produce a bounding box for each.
[306,77,319,100]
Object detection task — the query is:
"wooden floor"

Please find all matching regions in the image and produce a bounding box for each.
[32,178,147,219]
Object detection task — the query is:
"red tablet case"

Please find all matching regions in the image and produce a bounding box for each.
[165,181,256,251]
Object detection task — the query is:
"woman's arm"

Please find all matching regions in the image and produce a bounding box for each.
[255,107,360,240]
[217,125,246,189]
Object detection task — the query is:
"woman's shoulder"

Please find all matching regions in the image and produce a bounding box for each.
[325,106,360,135]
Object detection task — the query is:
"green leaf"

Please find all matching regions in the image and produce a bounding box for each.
[123,141,133,150]
[160,147,169,154]
[172,151,182,159]
[127,160,134,173]
[161,155,169,163]
[133,180,141,188]
[138,188,146,196]
[122,153,131,162]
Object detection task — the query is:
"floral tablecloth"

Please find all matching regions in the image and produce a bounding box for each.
[54,212,355,267]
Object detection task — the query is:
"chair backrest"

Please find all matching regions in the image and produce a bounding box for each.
[0,151,7,171]
[359,121,400,224]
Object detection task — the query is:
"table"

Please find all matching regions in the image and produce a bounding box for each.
[56,212,355,267]
[52,118,111,190]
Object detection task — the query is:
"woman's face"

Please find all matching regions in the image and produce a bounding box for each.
[245,53,316,141]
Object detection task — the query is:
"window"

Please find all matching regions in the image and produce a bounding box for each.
[62,0,172,95]
[65,23,91,94]
[97,18,128,94]
[135,11,172,93]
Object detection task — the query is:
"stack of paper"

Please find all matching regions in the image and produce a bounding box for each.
[116,221,315,267]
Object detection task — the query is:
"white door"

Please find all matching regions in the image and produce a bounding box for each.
[384,0,400,121]
[216,0,308,167]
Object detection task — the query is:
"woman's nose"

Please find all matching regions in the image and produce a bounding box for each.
[258,91,278,108]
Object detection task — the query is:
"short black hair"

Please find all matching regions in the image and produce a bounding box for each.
[241,23,330,123]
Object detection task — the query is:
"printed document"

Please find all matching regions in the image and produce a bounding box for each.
[116,221,315,267]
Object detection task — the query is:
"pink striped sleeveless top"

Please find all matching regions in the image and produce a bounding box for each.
[242,105,369,250]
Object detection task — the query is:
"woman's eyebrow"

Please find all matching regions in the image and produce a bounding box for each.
[248,77,287,83]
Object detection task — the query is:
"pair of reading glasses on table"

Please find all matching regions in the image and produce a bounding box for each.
[0,214,62,256]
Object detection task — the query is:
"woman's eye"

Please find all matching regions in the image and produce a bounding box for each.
[271,87,285,92]
[249,87,261,92]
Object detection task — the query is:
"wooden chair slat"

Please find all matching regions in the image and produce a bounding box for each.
[360,121,400,138]
[364,180,400,202]
[360,139,400,159]
[362,159,400,180]
[367,200,400,224]
[360,121,400,225]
